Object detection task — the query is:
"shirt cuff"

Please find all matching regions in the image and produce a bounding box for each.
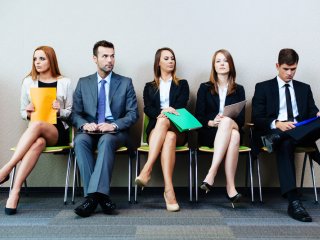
[111,123,119,131]
[270,120,277,129]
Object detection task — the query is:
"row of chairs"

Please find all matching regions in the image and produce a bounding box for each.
[7,118,319,205]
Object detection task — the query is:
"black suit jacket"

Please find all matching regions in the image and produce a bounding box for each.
[143,79,189,139]
[195,82,246,146]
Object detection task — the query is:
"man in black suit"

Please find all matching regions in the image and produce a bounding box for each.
[252,48,320,222]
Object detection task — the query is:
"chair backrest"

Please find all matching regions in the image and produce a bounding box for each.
[140,114,149,146]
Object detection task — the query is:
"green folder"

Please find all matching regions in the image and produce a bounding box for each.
[163,108,202,132]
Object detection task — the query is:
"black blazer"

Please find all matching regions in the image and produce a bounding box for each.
[252,77,319,132]
[195,82,246,147]
[143,79,189,139]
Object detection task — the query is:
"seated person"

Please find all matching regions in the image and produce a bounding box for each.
[252,48,320,222]
[195,49,245,208]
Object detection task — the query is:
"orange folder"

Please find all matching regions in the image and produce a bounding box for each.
[30,88,57,124]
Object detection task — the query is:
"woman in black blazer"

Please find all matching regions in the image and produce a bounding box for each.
[135,47,189,212]
[195,49,245,206]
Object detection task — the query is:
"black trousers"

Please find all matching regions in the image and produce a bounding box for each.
[270,118,320,195]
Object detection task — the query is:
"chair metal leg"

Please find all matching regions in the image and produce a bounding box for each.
[64,149,73,204]
[9,167,16,192]
[189,149,193,202]
[256,157,263,202]
[300,153,307,191]
[134,150,140,203]
[194,149,198,202]
[308,154,318,204]
[128,153,132,203]
[248,152,254,203]
[72,156,77,204]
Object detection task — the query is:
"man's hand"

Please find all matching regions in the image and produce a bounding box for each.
[316,112,320,117]
[275,121,296,131]
[97,123,116,132]
[83,123,98,132]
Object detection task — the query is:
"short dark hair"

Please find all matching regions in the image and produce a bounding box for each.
[93,40,114,56]
[278,48,299,65]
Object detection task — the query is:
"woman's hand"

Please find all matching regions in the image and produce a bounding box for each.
[208,114,224,127]
[26,103,35,118]
[161,107,179,115]
[52,100,60,115]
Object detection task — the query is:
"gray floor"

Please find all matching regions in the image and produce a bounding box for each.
[1,188,320,239]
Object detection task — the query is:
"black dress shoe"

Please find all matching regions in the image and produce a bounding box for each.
[200,182,214,193]
[0,175,9,185]
[98,196,116,214]
[226,193,242,208]
[261,134,281,153]
[74,197,98,217]
[287,200,312,222]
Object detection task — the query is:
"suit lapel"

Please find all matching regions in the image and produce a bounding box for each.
[270,78,280,114]
[89,73,98,109]
[169,81,177,104]
[292,80,303,115]
[109,72,121,105]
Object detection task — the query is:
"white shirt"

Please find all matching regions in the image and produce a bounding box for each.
[159,77,172,109]
[218,84,228,114]
[270,76,299,129]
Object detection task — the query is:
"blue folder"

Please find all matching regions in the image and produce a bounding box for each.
[294,116,319,127]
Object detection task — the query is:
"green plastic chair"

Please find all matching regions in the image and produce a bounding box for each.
[194,145,253,202]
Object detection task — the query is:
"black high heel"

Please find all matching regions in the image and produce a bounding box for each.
[4,196,20,215]
[200,182,214,193]
[226,193,242,209]
[0,175,9,185]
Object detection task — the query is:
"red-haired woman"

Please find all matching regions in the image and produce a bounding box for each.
[135,47,189,212]
[195,49,245,207]
[0,46,73,215]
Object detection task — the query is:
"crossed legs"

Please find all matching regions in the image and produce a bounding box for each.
[0,121,58,210]
[136,117,185,205]
[202,117,240,197]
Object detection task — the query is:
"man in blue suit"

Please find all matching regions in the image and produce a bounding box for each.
[252,48,320,222]
[72,40,139,217]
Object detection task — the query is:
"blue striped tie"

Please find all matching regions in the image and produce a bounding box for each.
[97,79,106,123]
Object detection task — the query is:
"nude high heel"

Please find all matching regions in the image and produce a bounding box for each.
[135,175,151,190]
[163,192,180,212]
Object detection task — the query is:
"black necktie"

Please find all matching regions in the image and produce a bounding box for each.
[285,84,294,121]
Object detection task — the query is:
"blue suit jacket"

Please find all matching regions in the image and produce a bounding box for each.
[72,72,139,131]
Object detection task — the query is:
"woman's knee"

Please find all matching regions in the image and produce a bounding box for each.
[31,137,46,152]
[165,131,177,144]
[29,121,45,132]
[219,117,234,129]
[155,117,171,129]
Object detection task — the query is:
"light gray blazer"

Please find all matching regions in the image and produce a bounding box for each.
[72,72,139,131]
[20,76,73,128]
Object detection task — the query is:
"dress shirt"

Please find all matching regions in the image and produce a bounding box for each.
[270,76,299,129]
[159,77,172,109]
[218,84,228,114]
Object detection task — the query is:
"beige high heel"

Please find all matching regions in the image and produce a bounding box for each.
[135,175,151,190]
[164,192,180,212]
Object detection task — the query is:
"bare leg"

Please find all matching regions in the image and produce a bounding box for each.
[224,130,240,197]
[0,121,58,181]
[6,137,46,209]
[203,117,239,185]
[161,131,178,204]
[137,118,171,181]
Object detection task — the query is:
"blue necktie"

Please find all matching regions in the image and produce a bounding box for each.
[97,79,106,123]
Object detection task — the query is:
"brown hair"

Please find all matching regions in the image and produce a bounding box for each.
[209,49,236,95]
[278,48,299,65]
[93,40,114,56]
[28,46,61,80]
[153,47,180,88]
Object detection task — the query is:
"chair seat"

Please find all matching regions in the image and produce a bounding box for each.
[11,146,72,153]
[137,145,190,152]
[261,146,316,153]
[198,145,251,153]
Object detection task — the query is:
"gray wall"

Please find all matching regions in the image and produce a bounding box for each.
[1,0,320,188]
